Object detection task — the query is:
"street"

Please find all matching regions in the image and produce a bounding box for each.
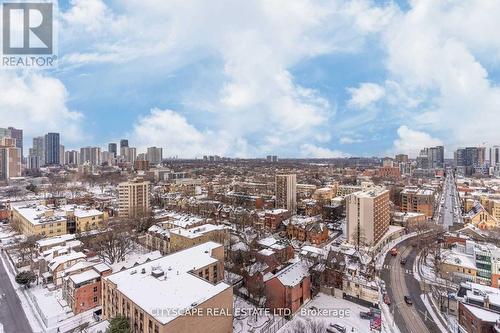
[437,172,462,229]
[381,238,441,333]
[0,254,33,333]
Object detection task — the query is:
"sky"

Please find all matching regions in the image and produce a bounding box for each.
[1,0,500,159]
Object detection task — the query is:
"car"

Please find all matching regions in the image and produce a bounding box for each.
[360,311,372,319]
[330,324,347,333]
[400,258,407,265]
[404,295,413,305]
[390,247,398,256]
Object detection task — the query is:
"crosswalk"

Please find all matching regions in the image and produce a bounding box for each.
[382,264,413,275]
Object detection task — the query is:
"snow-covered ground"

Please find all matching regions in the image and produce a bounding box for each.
[233,296,276,333]
[278,293,373,333]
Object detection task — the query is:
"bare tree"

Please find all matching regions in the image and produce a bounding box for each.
[307,319,326,333]
[82,222,136,264]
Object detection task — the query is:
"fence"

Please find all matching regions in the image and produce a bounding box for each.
[258,317,287,333]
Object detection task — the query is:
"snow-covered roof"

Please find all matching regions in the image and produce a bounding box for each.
[49,252,86,271]
[272,261,310,287]
[257,236,278,248]
[462,303,499,322]
[69,269,100,285]
[105,242,231,325]
[169,224,227,239]
[36,234,76,248]
[110,251,162,272]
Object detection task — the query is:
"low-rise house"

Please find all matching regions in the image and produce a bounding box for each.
[265,260,311,313]
[263,209,290,230]
[145,224,170,254]
[169,224,228,253]
[47,251,87,286]
[284,215,328,245]
[62,262,112,314]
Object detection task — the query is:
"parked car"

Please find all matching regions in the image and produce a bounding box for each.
[404,295,413,305]
[330,324,346,333]
[360,311,371,319]
[384,293,391,305]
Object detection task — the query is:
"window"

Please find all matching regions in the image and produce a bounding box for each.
[93,296,98,303]
[94,286,98,292]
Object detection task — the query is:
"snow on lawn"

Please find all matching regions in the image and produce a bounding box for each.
[233,296,275,333]
[278,293,373,333]
[29,284,72,322]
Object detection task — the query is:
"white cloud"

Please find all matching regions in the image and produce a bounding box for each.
[392,125,442,157]
[383,0,500,149]
[59,0,398,157]
[300,144,348,158]
[131,108,250,158]
[0,72,84,144]
[339,136,362,144]
[347,82,385,109]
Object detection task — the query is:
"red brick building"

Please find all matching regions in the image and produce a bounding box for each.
[62,262,112,314]
[285,216,329,245]
[377,166,401,180]
[458,302,499,333]
[264,209,291,230]
[265,261,311,313]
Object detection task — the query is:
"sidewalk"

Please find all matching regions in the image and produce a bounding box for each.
[0,250,45,332]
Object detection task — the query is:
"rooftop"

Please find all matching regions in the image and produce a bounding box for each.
[105,242,231,325]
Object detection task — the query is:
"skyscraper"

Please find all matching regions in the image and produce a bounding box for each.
[80,147,101,165]
[0,137,22,180]
[0,127,23,159]
[455,147,487,175]
[60,145,65,165]
[44,133,60,165]
[65,150,80,165]
[275,174,297,213]
[120,139,129,148]
[108,143,117,157]
[32,136,45,162]
[146,147,163,165]
[489,146,500,167]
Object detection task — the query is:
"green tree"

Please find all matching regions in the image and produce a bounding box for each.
[15,271,36,288]
[106,315,130,333]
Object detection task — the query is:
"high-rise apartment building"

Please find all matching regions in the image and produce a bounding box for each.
[27,149,41,171]
[120,139,129,148]
[346,187,390,246]
[108,143,117,157]
[121,146,137,163]
[80,147,101,165]
[59,145,65,165]
[146,147,163,165]
[417,146,444,169]
[0,127,23,159]
[455,147,487,175]
[65,150,80,165]
[32,136,45,162]
[44,133,60,165]
[395,154,409,163]
[275,174,297,213]
[118,178,150,218]
[489,146,500,167]
[0,137,22,180]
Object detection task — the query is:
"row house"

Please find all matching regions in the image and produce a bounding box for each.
[62,261,112,314]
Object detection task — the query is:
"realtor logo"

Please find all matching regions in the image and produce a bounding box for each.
[1,1,57,67]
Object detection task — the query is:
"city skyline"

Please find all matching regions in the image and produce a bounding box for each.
[2,0,500,158]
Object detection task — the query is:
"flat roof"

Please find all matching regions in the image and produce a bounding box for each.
[105,241,231,325]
